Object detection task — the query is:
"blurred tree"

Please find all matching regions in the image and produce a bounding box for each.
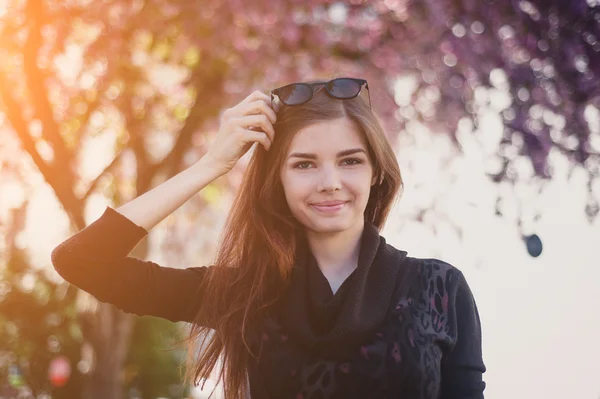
[1,0,599,397]
[0,202,188,398]
[123,316,189,399]
[324,0,600,221]
[0,205,83,399]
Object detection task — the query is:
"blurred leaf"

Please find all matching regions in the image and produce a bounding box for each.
[183,46,201,68]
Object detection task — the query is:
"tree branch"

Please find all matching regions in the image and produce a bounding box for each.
[0,73,85,230]
[23,0,72,167]
[150,72,225,177]
[0,78,53,183]
[82,150,126,202]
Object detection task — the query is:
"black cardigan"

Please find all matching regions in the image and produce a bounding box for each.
[51,207,486,398]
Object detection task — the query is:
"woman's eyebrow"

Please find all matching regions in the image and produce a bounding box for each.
[288,148,367,160]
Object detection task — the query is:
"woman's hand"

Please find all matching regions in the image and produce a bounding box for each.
[203,90,277,176]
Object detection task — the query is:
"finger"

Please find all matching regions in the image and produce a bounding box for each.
[236,114,275,143]
[234,114,275,143]
[240,90,271,106]
[241,100,277,124]
[243,129,271,151]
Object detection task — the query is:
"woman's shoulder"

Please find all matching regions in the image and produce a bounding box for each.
[399,255,473,300]
[381,239,459,272]
[378,237,471,293]
[382,241,467,287]
[404,255,462,274]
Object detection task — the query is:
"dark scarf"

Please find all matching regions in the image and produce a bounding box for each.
[276,221,408,359]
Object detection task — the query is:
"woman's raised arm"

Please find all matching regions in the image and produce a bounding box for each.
[50,90,277,323]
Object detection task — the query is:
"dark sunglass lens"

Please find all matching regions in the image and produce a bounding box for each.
[328,79,361,98]
[278,84,312,105]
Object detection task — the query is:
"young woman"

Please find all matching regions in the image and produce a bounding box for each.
[52,78,486,399]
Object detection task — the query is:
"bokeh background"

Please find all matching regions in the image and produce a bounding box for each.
[1,0,599,398]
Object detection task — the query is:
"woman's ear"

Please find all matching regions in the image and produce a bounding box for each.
[371,173,378,187]
[371,171,384,186]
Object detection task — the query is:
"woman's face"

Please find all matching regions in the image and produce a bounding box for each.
[280,117,375,236]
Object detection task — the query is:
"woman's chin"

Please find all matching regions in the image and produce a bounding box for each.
[305,217,358,235]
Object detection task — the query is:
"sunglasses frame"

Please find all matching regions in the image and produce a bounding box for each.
[270,77,371,109]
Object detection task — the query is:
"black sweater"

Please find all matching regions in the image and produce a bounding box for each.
[51,207,486,399]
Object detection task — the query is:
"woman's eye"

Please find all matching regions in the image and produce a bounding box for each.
[342,158,362,165]
[294,161,313,169]
[293,158,362,169]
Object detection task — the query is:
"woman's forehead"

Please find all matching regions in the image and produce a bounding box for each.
[288,119,365,150]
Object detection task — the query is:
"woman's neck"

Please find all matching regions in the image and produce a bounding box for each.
[304,219,364,284]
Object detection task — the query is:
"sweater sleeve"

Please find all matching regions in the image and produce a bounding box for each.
[51,206,216,324]
[440,270,486,399]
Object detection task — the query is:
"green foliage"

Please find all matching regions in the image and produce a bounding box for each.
[0,249,188,397]
[123,317,189,399]
[0,249,83,398]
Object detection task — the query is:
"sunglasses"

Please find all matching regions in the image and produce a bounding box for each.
[270,77,371,110]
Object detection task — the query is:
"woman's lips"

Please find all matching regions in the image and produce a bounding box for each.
[310,201,347,213]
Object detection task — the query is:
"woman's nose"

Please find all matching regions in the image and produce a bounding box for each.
[317,166,342,192]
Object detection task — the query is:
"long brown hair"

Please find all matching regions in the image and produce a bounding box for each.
[183,82,403,398]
